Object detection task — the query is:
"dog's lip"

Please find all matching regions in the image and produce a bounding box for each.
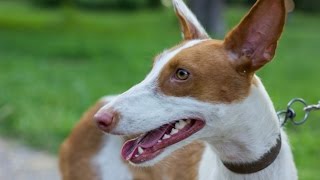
[121,119,205,164]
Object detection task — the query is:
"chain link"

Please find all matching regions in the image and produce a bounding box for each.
[304,101,320,112]
[277,98,320,126]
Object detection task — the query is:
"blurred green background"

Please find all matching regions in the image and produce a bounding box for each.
[0,0,319,179]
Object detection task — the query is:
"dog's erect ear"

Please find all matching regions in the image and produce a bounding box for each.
[224,0,287,72]
[173,0,209,40]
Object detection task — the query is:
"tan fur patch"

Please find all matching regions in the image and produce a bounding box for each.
[59,100,106,180]
[158,40,252,103]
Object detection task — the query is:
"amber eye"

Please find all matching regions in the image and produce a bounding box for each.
[175,69,190,80]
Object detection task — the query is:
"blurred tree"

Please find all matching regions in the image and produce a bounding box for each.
[189,0,226,38]
[30,0,158,9]
[62,0,77,25]
[294,0,320,12]
[147,0,162,8]
[30,0,63,8]
[227,0,320,12]
[226,0,250,5]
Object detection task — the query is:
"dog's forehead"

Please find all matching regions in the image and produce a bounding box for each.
[156,40,208,66]
[156,39,227,66]
[146,39,208,82]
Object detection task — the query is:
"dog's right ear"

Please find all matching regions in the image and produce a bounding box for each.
[224,0,287,73]
[173,0,209,40]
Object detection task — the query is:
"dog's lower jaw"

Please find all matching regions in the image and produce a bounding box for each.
[127,131,204,167]
[127,144,181,167]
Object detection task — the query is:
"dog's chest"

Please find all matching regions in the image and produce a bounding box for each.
[197,143,218,180]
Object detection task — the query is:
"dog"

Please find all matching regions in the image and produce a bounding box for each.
[59,0,297,179]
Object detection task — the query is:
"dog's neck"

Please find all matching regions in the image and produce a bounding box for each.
[204,76,281,167]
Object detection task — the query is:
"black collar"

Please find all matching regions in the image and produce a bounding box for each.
[222,136,282,174]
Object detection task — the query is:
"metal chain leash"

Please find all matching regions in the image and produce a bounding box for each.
[277,98,320,126]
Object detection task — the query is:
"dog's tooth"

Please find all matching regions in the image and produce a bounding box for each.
[170,128,179,135]
[186,119,191,124]
[158,140,162,143]
[175,124,182,130]
[179,120,187,126]
[163,134,171,140]
[138,147,144,154]
[175,120,187,130]
[174,122,180,129]
[135,154,139,158]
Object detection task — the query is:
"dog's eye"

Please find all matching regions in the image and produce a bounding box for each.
[175,69,190,80]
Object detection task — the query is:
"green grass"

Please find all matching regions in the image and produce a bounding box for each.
[0,2,319,179]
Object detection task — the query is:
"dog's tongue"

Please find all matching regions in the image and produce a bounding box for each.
[121,124,171,161]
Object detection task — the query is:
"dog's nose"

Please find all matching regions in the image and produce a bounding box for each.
[94,110,115,132]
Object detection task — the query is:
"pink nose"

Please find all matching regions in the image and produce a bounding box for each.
[94,110,114,132]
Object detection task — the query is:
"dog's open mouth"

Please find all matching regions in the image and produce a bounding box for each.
[121,119,205,164]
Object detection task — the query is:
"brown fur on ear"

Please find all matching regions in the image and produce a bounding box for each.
[173,0,209,40]
[224,0,287,72]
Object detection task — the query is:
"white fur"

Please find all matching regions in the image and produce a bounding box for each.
[198,143,217,180]
[100,95,119,104]
[93,135,132,180]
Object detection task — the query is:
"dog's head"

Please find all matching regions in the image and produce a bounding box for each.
[94,0,287,166]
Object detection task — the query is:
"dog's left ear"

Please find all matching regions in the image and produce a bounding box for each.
[224,0,287,73]
[173,0,209,40]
